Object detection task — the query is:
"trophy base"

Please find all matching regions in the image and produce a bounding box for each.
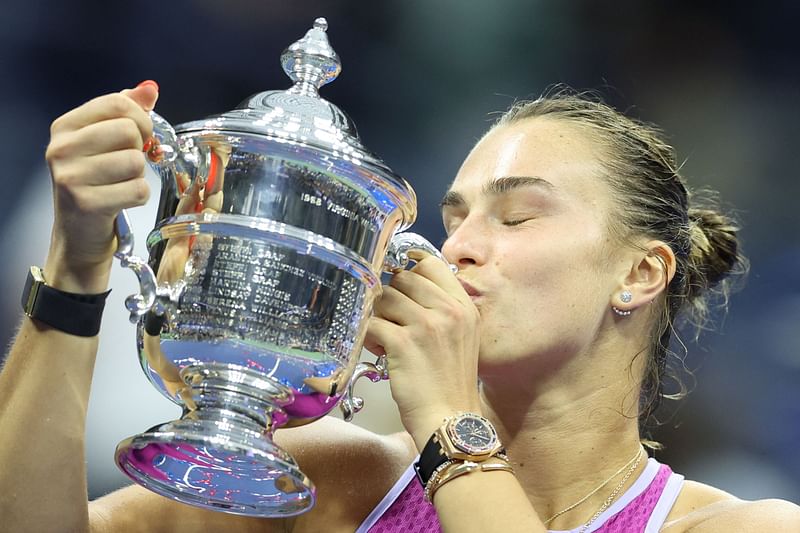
[115,413,315,517]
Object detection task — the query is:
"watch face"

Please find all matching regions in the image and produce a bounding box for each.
[449,414,497,454]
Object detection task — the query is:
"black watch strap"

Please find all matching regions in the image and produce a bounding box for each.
[414,434,447,486]
[21,266,111,337]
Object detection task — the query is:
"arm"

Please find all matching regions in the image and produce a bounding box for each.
[0,277,107,532]
[699,499,800,532]
[662,498,800,533]
[89,485,291,533]
[0,85,156,532]
[364,258,547,532]
[1,305,295,533]
[0,83,256,533]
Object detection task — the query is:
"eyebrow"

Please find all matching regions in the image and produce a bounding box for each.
[439,176,555,208]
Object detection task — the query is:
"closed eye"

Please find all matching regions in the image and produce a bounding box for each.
[503,218,533,226]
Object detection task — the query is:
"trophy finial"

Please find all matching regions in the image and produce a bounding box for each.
[281,17,341,92]
[313,17,328,31]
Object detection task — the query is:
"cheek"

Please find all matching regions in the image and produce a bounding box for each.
[476,224,613,359]
[494,230,609,317]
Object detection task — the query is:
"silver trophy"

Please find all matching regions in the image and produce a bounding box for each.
[113,18,445,517]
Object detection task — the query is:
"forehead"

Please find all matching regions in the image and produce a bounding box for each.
[451,118,610,205]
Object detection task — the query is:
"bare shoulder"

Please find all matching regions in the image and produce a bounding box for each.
[90,484,276,533]
[282,415,418,533]
[663,479,800,532]
[279,413,417,474]
[89,417,417,533]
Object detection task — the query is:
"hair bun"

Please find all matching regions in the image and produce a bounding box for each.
[686,207,740,291]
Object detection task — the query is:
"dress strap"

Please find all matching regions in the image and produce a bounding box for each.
[644,470,685,532]
[549,458,662,533]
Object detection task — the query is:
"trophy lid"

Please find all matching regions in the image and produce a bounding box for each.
[177,18,401,181]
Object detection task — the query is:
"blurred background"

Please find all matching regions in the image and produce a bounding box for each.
[1,0,798,502]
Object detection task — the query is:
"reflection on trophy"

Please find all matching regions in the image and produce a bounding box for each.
[112,18,446,517]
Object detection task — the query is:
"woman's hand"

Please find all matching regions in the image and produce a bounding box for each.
[43,81,158,293]
[364,254,482,450]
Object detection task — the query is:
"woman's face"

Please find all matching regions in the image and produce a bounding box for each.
[441,118,627,374]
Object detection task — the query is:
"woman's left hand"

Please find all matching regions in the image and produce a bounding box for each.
[363,254,482,450]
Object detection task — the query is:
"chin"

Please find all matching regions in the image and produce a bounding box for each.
[478,339,573,379]
[477,345,529,371]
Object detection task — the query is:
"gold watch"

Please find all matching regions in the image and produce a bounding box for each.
[414,413,504,487]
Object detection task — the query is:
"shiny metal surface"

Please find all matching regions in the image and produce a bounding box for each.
[113,18,445,517]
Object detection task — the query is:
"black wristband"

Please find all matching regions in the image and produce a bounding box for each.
[21,266,111,337]
[414,435,447,487]
[415,433,507,487]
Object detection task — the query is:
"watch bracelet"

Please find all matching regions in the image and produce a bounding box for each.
[424,454,514,503]
[422,459,460,502]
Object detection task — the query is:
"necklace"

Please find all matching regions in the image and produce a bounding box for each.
[542,445,644,527]
[578,446,645,533]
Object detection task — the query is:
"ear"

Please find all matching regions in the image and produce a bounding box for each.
[614,240,677,310]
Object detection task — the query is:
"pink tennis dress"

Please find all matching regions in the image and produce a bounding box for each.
[356,458,684,533]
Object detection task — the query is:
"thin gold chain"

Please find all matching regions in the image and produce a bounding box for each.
[542,445,644,526]
[578,447,646,533]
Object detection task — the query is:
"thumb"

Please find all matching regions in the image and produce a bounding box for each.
[121,80,159,112]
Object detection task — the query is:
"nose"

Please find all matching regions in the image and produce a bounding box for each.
[441,215,488,269]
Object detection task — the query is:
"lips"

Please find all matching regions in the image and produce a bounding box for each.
[458,279,482,298]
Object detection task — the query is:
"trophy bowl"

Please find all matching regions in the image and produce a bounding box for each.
[112,18,445,517]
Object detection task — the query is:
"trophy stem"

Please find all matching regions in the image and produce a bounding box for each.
[179,363,294,430]
[182,383,284,434]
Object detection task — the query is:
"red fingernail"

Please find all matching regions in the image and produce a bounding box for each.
[137,80,159,92]
[205,152,220,193]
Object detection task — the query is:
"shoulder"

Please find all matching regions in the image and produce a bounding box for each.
[89,417,418,533]
[91,483,285,533]
[284,416,418,532]
[663,479,800,532]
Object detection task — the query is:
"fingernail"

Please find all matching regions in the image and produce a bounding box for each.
[137,79,159,92]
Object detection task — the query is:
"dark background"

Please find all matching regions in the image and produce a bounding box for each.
[1,0,798,501]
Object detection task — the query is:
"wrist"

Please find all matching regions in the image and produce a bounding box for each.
[43,253,113,294]
[410,412,457,452]
[414,411,507,498]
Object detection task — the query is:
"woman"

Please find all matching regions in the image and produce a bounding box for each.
[0,81,797,532]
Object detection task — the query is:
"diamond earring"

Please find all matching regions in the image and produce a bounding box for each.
[612,290,633,317]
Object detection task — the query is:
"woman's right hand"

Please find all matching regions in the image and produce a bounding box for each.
[43,81,159,293]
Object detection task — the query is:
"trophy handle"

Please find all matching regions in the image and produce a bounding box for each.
[382,232,455,273]
[340,232,455,421]
[143,111,180,166]
[339,358,388,422]
[114,210,159,323]
[113,111,181,323]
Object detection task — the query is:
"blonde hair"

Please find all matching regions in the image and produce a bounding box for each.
[495,87,747,430]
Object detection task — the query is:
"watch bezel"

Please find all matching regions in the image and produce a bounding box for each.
[415,412,505,487]
[446,413,499,455]
[434,412,503,462]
